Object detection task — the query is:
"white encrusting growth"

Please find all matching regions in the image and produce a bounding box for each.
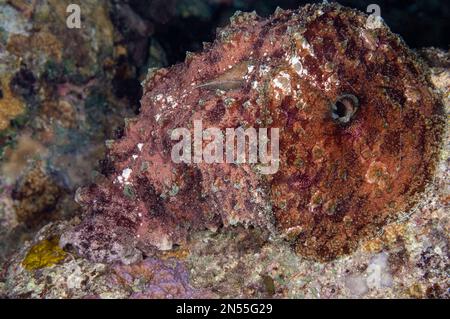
[289,55,307,76]
[259,65,270,76]
[117,168,133,185]
[272,71,292,98]
[243,64,255,81]
[122,168,132,179]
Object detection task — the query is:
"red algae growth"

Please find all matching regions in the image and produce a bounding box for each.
[61,3,444,263]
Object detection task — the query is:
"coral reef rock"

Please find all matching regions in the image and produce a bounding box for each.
[0,0,140,264]
[61,3,445,263]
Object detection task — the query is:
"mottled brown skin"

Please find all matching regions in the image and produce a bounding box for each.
[62,3,444,263]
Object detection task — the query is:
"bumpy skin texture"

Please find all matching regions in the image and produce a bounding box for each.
[61,3,444,263]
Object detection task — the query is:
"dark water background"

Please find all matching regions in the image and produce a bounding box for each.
[119,0,449,66]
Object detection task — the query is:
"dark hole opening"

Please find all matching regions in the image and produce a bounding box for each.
[331,94,359,124]
[335,100,348,118]
[62,243,74,253]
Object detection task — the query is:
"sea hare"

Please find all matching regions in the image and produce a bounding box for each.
[61,3,444,263]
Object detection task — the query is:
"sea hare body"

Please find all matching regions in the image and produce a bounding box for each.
[62,3,444,263]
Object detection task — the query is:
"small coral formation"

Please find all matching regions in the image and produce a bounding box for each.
[62,3,444,264]
[22,237,67,271]
[12,161,63,228]
[0,76,25,131]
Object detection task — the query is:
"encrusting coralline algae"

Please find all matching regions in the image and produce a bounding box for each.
[61,3,444,263]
